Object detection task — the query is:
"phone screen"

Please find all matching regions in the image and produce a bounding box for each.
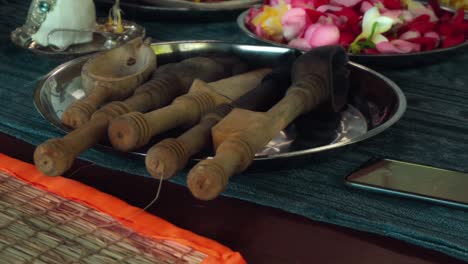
[345,159,468,209]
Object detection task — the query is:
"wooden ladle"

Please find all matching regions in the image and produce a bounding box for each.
[61,37,156,129]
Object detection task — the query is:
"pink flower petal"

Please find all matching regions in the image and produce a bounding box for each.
[399,10,415,22]
[381,10,402,21]
[392,39,421,52]
[282,8,311,40]
[360,1,373,13]
[318,13,342,25]
[255,24,265,38]
[330,0,362,7]
[305,24,341,47]
[424,31,440,46]
[291,0,329,8]
[316,4,343,12]
[304,23,321,40]
[376,39,421,53]
[424,31,439,39]
[291,0,315,8]
[410,7,438,22]
[400,30,421,39]
[288,38,312,50]
[270,0,292,5]
[245,7,265,32]
[246,7,262,24]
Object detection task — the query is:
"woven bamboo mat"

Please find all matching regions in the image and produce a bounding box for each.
[0,153,244,264]
[0,170,207,263]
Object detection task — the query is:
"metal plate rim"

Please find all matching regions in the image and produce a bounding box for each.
[33,40,407,160]
[96,0,258,12]
[140,0,262,11]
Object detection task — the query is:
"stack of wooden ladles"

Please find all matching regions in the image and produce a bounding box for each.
[34,37,350,200]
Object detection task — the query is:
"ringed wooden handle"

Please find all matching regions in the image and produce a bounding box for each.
[61,87,108,128]
[187,46,349,200]
[34,102,133,176]
[108,90,219,152]
[187,137,254,200]
[108,69,271,152]
[186,108,269,200]
[185,89,327,200]
[129,74,182,111]
[146,66,292,180]
[35,55,249,176]
[145,104,232,180]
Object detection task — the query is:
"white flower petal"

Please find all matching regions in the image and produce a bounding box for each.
[372,34,388,44]
[374,16,395,34]
[362,7,380,36]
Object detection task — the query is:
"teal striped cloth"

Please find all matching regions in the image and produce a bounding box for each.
[2,0,468,261]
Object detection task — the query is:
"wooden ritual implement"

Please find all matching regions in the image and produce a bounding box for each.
[145,66,292,180]
[187,46,350,200]
[107,68,272,152]
[61,37,157,129]
[34,56,247,176]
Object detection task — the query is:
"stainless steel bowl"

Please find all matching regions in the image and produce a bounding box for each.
[237,10,468,68]
[34,41,406,160]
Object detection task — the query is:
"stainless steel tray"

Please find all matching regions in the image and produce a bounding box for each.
[94,0,254,21]
[34,41,406,160]
[140,0,261,10]
[11,18,145,58]
[237,10,468,68]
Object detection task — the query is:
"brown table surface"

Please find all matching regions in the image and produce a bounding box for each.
[0,132,464,264]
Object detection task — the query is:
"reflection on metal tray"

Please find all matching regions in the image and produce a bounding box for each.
[439,3,468,16]
[34,41,406,160]
[141,0,261,10]
[237,10,468,68]
[94,0,249,21]
[11,18,145,57]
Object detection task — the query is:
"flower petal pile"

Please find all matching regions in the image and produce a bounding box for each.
[245,0,468,54]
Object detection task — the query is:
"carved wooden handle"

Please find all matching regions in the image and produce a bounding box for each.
[186,108,267,200]
[186,46,349,200]
[34,71,187,176]
[108,69,271,152]
[35,56,249,176]
[124,73,185,113]
[185,90,329,200]
[108,89,220,151]
[34,73,209,176]
[186,92,311,200]
[187,137,254,200]
[34,102,132,176]
[146,67,292,180]
[61,87,109,129]
[145,104,233,180]
[36,70,178,175]
[36,70,180,175]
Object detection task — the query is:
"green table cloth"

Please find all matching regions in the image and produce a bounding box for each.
[1,0,468,261]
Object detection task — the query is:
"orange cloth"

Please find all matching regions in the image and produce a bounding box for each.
[0,153,246,264]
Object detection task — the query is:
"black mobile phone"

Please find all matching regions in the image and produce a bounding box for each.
[345,159,468,210]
